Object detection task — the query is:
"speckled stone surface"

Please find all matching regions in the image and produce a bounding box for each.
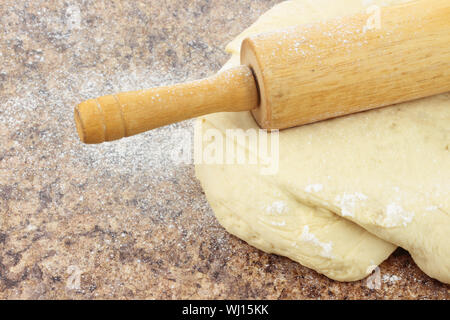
[0,0,448,299]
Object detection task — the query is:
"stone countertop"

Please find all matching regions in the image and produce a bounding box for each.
[0,0,448,299]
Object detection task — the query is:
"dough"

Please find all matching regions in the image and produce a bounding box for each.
[195,0,449,283]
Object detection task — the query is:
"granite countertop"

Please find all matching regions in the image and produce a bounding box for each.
[0,0,448,299]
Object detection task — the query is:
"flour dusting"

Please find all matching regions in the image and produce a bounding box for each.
[335,192,368,217]
[265,201,288,214]
[382,274,401,283]
[270,220,286,227]
[299,225,334,259]
[381,203,414,227]
[305,183,323,193]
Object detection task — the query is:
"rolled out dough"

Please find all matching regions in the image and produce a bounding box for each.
[195,0,449,283]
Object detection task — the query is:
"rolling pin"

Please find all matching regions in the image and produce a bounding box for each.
[75,0,450,144]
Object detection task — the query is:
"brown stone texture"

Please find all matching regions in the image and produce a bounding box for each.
[0,0,448,299]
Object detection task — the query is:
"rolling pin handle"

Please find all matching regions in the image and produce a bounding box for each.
[74,65,259,144]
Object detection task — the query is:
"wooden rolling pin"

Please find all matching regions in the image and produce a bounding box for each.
[75,0,450,144]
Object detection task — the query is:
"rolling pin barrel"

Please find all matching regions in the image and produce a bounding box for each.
[241,0,450,129]
[75,0,450,144]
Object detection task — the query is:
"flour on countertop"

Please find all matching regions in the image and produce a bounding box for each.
[382,274,401,283]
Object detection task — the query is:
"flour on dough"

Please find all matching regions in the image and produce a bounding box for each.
[195,0,449,283]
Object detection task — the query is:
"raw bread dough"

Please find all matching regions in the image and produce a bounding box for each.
[196,119,396,281]
[195,0,449,283]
